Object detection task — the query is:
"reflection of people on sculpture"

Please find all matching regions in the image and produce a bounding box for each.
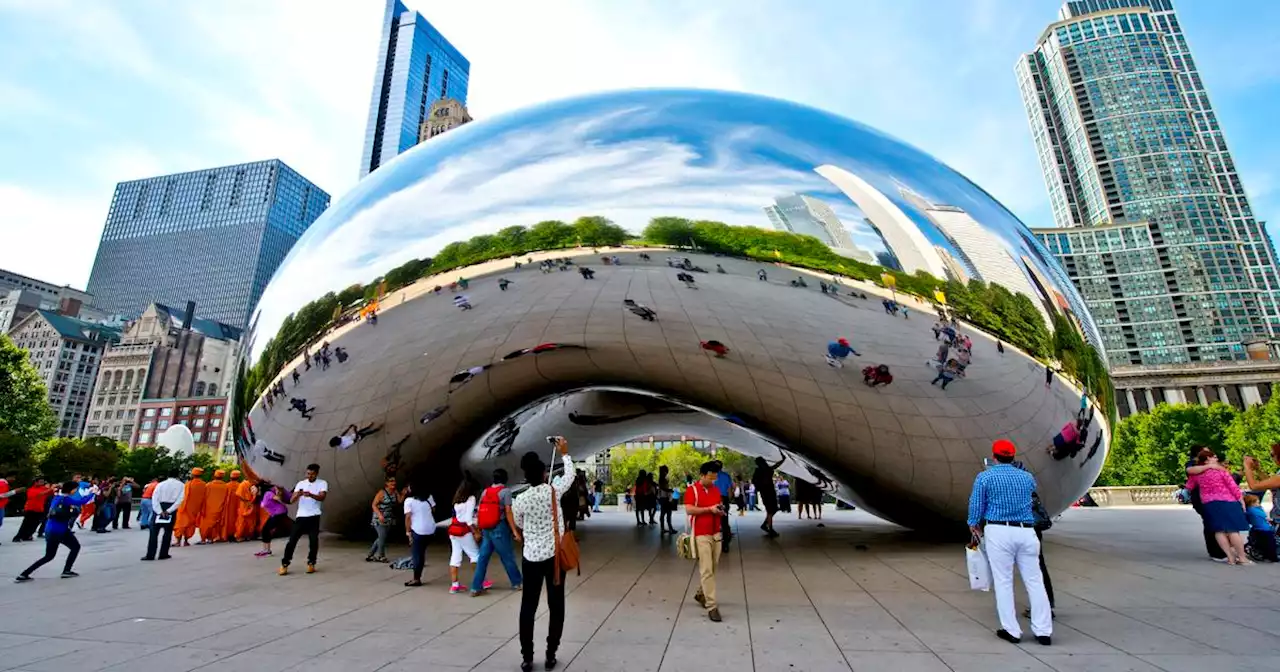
[752,456,785,538]
[454,294,473,310]
[701,340,729,358]
[677,271,697,288]
[863,364,894,387]
[624,299,656,321]
[420,406,448,424]
[578,267,595,280]
[757,268,767,281]
[804,465,835,491]
[330,423,383,449]
[289,397,315,420]
[825,338,860,367]
[789,276,807,288]
[716,264,725,273]
[483,417,520,459]
[449,365,491,391]
[498,278,511,291]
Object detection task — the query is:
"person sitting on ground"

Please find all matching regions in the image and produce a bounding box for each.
[825,338,860,368]
[700,340,729,358]
[1244,493,1278,562]
[862,364,893,387]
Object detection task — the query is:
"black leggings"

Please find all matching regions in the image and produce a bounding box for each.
[519,557,565,662]
[21,531,80,576]
[261,514,290,544]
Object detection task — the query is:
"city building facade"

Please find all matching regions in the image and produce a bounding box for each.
[762,194,874,263]
[419,98,472,142]
[85,159,329,330]
[361,0,470,177]
[1019,0,1280,368]
[133,397,228,452]
[0,268,94,308]
[83,302,241,445]
[8,310,120,437]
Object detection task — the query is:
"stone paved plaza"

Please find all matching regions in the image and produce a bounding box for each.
[1,507,1278,671]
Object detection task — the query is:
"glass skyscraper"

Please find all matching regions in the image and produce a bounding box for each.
[1019,0,1280,366]
[86,159,330,330]
[360,0,471,177]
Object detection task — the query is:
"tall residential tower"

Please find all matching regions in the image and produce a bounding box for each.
[1019,0,1280,369]
[361,0,471,177]
[85,160,329,330]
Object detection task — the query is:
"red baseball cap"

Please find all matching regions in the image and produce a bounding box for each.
[992,439,1017,458]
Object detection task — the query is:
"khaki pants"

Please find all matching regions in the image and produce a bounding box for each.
[694,533,722,609]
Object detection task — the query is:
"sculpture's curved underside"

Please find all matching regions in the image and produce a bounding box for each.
[237,89,1111,534]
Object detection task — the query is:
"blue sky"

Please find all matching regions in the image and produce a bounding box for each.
[1,0,1277,289]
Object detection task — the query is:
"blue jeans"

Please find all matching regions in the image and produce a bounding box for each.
[139,499,154,528]
[471,524,522,592]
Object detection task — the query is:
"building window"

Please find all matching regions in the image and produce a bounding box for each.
[192,432,203,442]
[208,431,218,443]
[160,408,172,417]
[179,406,190,415]
[193,418,205,428]
[210,418,222,428]
[197,405,208,414]
[157,420,170,430]
[144,408,156,417]
[213,405,223,414]
[138,432,152,444]
[141,420,154,430]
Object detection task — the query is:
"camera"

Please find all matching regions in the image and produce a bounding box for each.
[545,435,563,445]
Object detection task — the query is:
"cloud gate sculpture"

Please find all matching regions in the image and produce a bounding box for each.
[235,89,1112,534]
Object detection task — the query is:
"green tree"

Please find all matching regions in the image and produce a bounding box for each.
[35,437,123,482]
[1224,385,1280,474]
[0,334,57,444]
[1097,403,1234,486]
[0,430,37,485]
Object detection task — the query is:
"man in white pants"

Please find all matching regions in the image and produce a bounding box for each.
[968,439,1052,646]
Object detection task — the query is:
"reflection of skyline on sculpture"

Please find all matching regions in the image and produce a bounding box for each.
[239,89,1111,534]
[251,90,1102,360]
[762,194,876,264]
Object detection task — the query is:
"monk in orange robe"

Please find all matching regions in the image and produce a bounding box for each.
[224,470,243,541]
[232,472,259,541]
[200,469,230,543]
[175,468,207,546]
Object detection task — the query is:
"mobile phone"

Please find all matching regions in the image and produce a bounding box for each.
[546,436,562,445]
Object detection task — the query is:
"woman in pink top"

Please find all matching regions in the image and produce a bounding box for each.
[1185,448,1251,565]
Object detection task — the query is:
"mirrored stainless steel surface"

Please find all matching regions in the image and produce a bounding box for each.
[234,89,1112,533]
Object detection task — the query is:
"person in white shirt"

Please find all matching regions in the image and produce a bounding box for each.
[512,438,575,672]
[142,469,185,561]
[279,463,327,575]
[403,483,436,587]
[446,475,485,594]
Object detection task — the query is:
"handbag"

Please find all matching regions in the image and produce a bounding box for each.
[966,542,992,592]
[677,485,697,560]
[447,517,470,537]
[1031,493,1053,531]
[550,486,580,584]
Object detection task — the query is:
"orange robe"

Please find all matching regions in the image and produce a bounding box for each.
[234,481,259,540]
[176,479,207,540]
[201,480,230,542]
[224,478,242,540]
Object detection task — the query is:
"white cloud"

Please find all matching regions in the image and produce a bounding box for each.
[0,184,105,287]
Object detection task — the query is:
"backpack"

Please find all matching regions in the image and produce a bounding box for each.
[476,485,504,530]
[48,496,78,525]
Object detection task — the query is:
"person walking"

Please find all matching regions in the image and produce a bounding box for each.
[592,479,603,513]
[113,477,135,529]
[446,476,485,594]
[471,468,523,595]
[658,466,676,535]
[138,477,158,530]
[512,440,575,672]
[713,461,734,552]
[256,483,290,557]
[367,476,399,563]
[403,482,436,587]
[686,461,726,622]
[968,439,1052,646]
[13,479,51,542]
[141,470,185,561]
[279,463,327,575]
[15,481,94,582]
[752,456,785,538]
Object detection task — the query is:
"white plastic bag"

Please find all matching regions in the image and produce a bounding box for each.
[966,544,991,592]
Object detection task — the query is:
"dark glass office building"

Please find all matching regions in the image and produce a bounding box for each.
[360,0,471,177]
[86,159,330,330]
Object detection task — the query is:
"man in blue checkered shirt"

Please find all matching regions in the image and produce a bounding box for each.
[968,439,1052,646]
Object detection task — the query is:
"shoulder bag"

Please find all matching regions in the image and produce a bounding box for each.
[677,485,697,561]
[550,486,580,584]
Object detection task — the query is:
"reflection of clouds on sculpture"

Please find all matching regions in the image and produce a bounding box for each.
[241,89,1111,533]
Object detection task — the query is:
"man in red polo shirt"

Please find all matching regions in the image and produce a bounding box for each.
[14,479,50,542]
[684,461,726,622]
